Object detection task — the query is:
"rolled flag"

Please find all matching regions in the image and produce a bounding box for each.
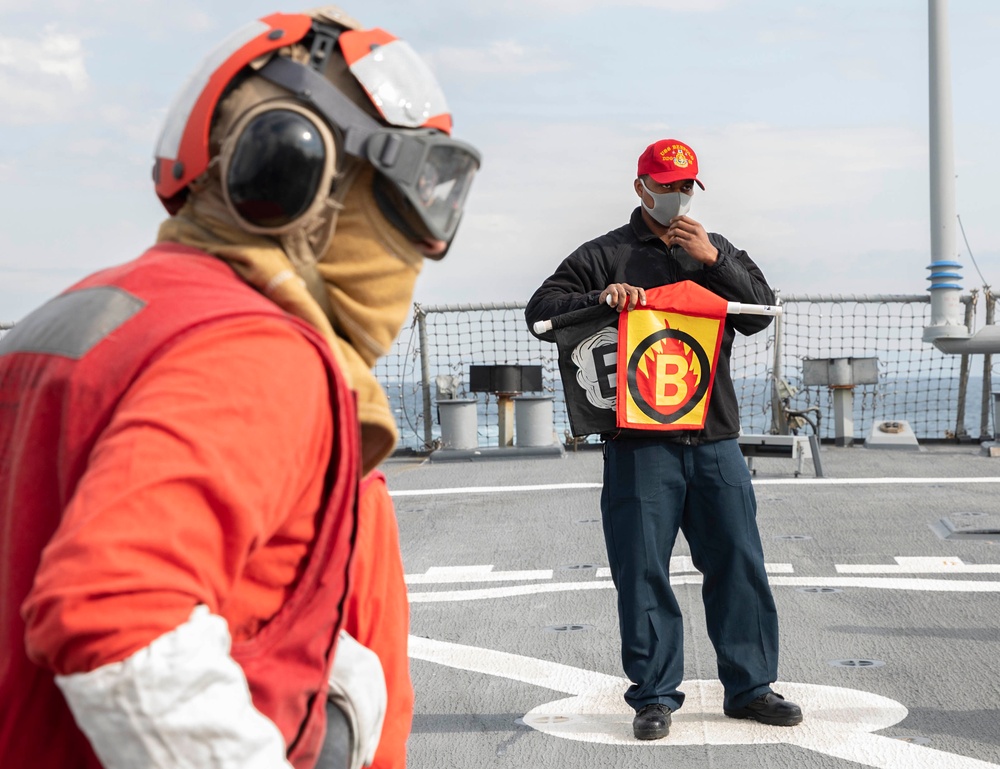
[539,303,619,437]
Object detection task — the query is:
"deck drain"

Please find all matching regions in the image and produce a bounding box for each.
[774,534,813,541]
[829,659,885,668]
[575,518,601,524]
[952,511,990,518]
[797,587,843,594]
[520,714,574,725]
[545,623,594,633]
[559,563,600,571]
[889,735,931,745]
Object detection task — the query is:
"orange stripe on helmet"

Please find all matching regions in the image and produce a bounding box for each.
[338,28,398,66]
[424,113,453,134]
[154,13,313,206]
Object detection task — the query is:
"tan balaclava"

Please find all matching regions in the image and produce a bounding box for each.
[157,9,425,473]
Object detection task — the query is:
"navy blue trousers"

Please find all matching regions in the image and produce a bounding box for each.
[600,437,779,712]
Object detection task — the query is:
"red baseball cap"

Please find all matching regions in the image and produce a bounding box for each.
[636,139,705,189]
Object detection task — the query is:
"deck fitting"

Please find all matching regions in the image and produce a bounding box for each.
[544,623,594,633]
[931,516,1000,541]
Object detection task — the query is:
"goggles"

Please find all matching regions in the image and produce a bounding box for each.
[256,53,480,243]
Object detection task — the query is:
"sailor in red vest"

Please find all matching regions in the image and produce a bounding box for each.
[0,7,479,769]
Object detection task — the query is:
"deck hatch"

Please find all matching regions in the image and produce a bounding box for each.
[931,514,1000,541]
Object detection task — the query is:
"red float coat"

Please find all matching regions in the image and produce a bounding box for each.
[346,471,414,769]
[0,244,359,768]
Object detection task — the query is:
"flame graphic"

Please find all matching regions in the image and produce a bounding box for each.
[635,318,700,416]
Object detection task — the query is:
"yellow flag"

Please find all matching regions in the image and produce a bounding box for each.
[617,281,727,430]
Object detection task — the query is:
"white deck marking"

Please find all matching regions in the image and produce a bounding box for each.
[838,556,1000,574]
[405,565,553,584]
[390,476,1000,497]
[752,476,1000,486]
[408,574,1000,602]
[405,559,792,586]
[769,576,1000,591]
[595,558,793,579]
[410,636,999,768]
[409,580,614,603]
[391,483,602,497]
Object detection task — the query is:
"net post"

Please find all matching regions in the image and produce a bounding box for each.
[415,303,433,450]
[955,291,975,439]
[769,291,785,435]
[982,289,995,439]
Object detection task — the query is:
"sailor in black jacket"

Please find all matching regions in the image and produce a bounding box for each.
[525,139,802,740]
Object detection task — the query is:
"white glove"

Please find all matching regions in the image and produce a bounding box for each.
[327,630,388,769]
[56,605,293,769]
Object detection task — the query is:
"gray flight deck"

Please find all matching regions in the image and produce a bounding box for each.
[382,443,1000,768]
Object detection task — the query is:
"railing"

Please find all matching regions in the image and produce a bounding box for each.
[373,291,1000,451]
[6,290,997,450]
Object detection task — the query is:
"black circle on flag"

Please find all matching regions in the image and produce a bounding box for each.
[626,328,711,424]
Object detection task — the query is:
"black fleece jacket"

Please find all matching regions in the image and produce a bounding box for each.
[525,207,775,444]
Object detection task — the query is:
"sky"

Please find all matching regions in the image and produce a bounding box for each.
[2,0,999,323]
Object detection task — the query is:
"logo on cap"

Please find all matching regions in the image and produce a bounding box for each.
[661,144,692,169]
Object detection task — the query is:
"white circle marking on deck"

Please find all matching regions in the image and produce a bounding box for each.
[410,635,1000,769]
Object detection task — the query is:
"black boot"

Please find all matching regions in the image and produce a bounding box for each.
[632,703,672,740]
[724,692,803,726]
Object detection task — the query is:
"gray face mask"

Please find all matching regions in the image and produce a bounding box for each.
[640,178,692,225]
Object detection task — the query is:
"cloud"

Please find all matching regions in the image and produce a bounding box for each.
[503,0,730,12]
[412,119,936,307]
[699,123,926,204]
[175,8,214,35]
[97,104,166,145]
[0,25,88,123]
[690,124,932,294]
[836,57,884,82]
[428,39,568,76]
[2,0,218,33]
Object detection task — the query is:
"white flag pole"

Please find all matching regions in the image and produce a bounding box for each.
[725,302,782,316]
[601,293,781,316]
[533,298,781,335]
